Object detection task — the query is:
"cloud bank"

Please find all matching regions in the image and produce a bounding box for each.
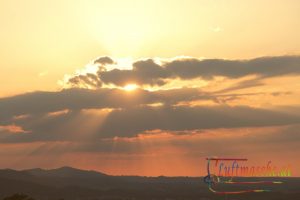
[0,88,299,143]
[66,55,300,88]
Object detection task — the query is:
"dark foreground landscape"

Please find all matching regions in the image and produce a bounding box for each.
[0,167,299,200]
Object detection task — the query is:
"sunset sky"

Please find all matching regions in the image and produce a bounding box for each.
[0,0,300,176]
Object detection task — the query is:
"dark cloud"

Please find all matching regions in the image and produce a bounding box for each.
[0,88,214,123]
[1,87,289,124]
[69,55,300,88]
[68,73,102,88]
[1,102,300,143]
[0,85,299,143]
[163,56,300,79]
[68,56,115,88]
[97,105,300,138]
[93,56,114,65]
[99,59,168,86]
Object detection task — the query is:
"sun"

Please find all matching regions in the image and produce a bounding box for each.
[123,84,138,91]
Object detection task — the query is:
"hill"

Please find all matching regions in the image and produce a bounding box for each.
[0,167,299,200]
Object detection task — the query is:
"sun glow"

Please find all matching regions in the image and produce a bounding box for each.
[123,84,138,91]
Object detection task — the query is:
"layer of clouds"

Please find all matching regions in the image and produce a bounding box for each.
[67,55,300,88]
[0,87,293,123]
[97,105,300,138]
[34,124,300,155]
[0,88,213,122]
[1,55,300,145]
[0,89,300,143]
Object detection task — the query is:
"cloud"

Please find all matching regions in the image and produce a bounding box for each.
[66,55,300,88]
[68,73,102,88]
[0,88,212,122]
[0,82,299,142]
[0,125,29,134]
[93,56,114,65]
[1,101,300,143]
[1,87,292,123]
[162,55,300,79]
[66,56,114,88]
[99,59,169,86]
[96,105,300,138]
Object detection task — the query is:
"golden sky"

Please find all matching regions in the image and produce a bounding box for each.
[0,0,300,176]
[1,0,300,96]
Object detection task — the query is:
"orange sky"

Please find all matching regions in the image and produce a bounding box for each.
[0,0,300,177]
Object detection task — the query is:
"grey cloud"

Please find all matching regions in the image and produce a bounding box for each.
[0,88,213,123]
[165,55,300,79]
[97,105,300,138]
[1,87,299,143]
[99,59,169,86]
[2,103,300,143]
[164,56,299,79]
[68,73,102,88]
[2,87,282,124]
[77,55,300,87]
[68,56,114,88]
[93,56,114,65]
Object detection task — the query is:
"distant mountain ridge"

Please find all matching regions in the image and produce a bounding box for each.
[0,167,299,200]
[22,166,107,178]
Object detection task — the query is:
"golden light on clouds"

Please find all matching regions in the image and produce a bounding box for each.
[123,84,139,91]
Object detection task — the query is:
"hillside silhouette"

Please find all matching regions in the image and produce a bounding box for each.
[0,167,299,200]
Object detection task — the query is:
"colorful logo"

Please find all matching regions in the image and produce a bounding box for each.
[204,157,291,194]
